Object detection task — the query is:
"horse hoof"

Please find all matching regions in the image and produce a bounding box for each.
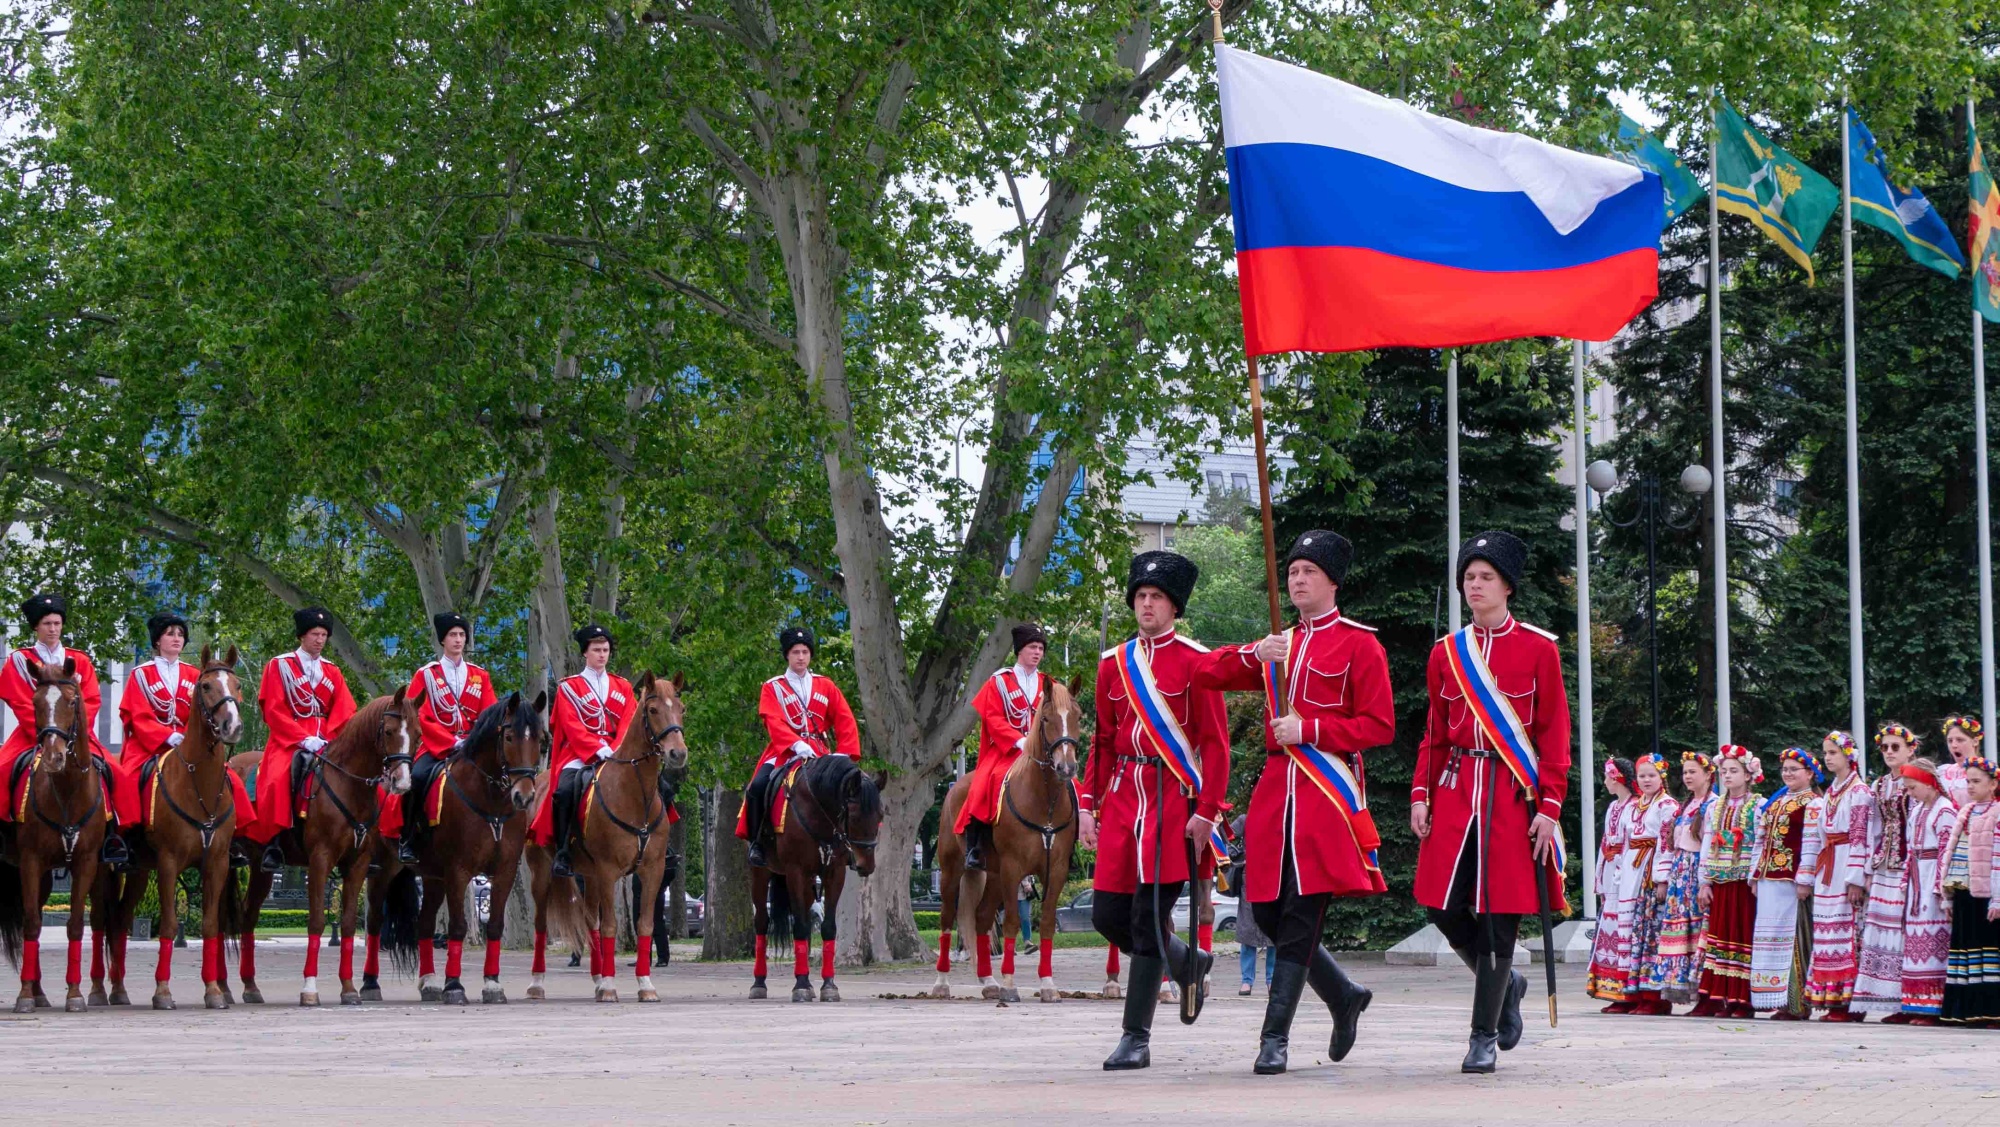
[153,994,176,1011]
[205,993,228,1010]
[222,986,237,1005]
[596,988,620,1003]
[442,986,468,1006]
[419,986,443,1003]
[241,988,264,1004]
[980,984,1001,1000]
[109,988,131,1006]
[819,983,841,1003]
[12,998,32,1014]
[299,993,319,1007]
[341,992,363,1006]
[791,987,815,1003]
[1000,987,1021,1003]
[358,986,382,1002]
[65,996,86,1013]
[1102,982,1122,1000]
[483,987,507,1005]
[88,988,108,1006]
[33,994,51,1009]
[1040,987,1060,1003]
[749,984,768,1000]
[929,983,951,999]
[525,985,545,1001]
[638,989,659,1003]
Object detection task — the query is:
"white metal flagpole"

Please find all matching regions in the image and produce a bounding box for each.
[1974,95,1998,759]
[1710,95,1732,746]
[1448,350,1462,633]
[1573,339,1597,917]
[1841,97,1867,759]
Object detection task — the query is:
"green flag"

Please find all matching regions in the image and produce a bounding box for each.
[1971,117,2000,321]
[1848,108,1963,279]
[1609,114,1704,223]
[1715,98,1839,283]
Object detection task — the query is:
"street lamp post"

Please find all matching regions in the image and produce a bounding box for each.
[1587,457,1712,763]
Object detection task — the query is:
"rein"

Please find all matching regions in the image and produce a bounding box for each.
[25,677,96,862]
[581,709,682,870]
[442,708,542,843]
[307,711,414,857]
[788,760,876,869]
[1003,703,1081,900]
[157,667,246,849]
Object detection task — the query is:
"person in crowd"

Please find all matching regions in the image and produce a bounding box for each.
[1802,731,1873,1021]
[1938,756,2000,1026]
[1938,716,1980,806]
[1752,747,1822,1020]
[1618,753,1680,1015]
[1648,750,1716,1011]
[1693,745,1763,1018]
[1585,758,1636,1009]
[1227,812,1275,995]
[1852,723,1919,1018]
[1896,758,1957,1025]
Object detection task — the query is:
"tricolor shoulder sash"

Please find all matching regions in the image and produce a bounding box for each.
[1112,637,1202,795]
[1265,631,1380,872]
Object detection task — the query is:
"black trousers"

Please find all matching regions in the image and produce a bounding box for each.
[1093,882,1185,960]
[1425,807,1522,958]
[1250,840,1332,967]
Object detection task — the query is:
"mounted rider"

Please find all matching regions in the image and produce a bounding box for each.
[248,607,359,873]
[530,624,636,877]
[113,611,256,860]
[384,611,498,863]
[956,622,1050,871]
[1083,551,1231,1071]
[1195,530,1391,1074]
[0,592,122,866]
[735,626,860,869]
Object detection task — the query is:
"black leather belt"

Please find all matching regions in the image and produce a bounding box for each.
[1453,747,1497,759]
[1118,755,1165,767]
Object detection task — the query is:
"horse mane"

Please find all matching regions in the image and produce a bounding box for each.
[328,693,397,756]
[804,754,878,815]
[459,699,510,756]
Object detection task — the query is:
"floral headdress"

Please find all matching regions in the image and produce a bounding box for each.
[1943,715,1985,742]
[1779,746,1826,787]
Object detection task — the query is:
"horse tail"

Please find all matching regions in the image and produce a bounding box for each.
[0,860,22,967]
[378,869,422,976]
[954,868,986,947]
[218,867,247,957]
[546,874,593,956]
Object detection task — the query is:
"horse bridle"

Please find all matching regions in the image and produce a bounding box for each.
[196,667,244,742]
[309,707,415,855]
[447,704,542,842]
[583,698,683,868]
[24,676,99,862]
[1002,696,1082,905]
[159,668,245,850]
[34,675,81,755]
[789,762,877,869]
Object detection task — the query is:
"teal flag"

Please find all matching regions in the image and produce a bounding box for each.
[1609,114,1704,223]
[1847,107,1964,279]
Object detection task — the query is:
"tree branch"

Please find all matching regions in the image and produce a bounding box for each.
[526,231,795,355]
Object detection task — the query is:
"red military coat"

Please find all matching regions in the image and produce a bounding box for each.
[1197,608,1394,901]
[0,646,106,819]
[1412,616,1572,915]
[753,672,860,772]
[405,659,497,758]
[257,652,357,757]
[954,667,1045,834]
[550,670,636,773]
[118,659,197,759]
[1084,630,1230,893]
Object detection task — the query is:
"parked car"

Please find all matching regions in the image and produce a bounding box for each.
[1172,892,1237,934]
[1055,888,1238,934]
[1054,888,1095,932]
[682,894,704,938]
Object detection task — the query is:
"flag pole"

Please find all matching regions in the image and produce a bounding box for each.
[1573,339,1597,919]
[1841,96,1867,761]
[1709,91,1732,747]
[1448,350,1462,632]
[1973,95,1998,759]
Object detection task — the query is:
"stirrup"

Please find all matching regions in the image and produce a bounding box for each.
[551,848,575,878]
[101,833,132,871]
[259,843,285,873]
[746,840,770,869]
[228,840,251,869]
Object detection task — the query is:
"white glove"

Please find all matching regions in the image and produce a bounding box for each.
[790,740,817,759]
[165,732,185,748]
[301,736,328,753]
[596,744,614,760]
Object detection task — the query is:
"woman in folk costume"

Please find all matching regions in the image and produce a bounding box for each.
[1938,756,2000,1025]
[1693,745,1763,1018]
[1896,758,1957,1024]
[1643,751,1715,1011]
[1937,715,1980,806]
[1584,757,1636,1008]
[1802,731,1874,1020]
[1614,753,1679,1015]
[1852,722,1919,1018]
[1750,746,1821,1019]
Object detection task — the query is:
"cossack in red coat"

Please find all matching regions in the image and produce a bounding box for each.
[1411,616,1572,915]
[528,670,637,846]
[0,646,107,820]
[248,652,358,843]
[1084,631,1230,893]
[1196,608,1393,901]
[405,660,498,758]
[954,667,1044,835]
[733,672,861,840]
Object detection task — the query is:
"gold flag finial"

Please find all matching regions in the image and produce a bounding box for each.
[1209,0,1224,44]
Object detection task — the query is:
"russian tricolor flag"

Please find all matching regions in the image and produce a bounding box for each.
[1217,46,1664,355]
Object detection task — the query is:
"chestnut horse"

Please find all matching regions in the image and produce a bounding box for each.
[227,688,414,1005]
[91,645,248,1010]
[365,689,546,1005]
[526,672,687,1003]
[933,678,1082,1002]
[0,659,107,1012]
[748,754,885,1003]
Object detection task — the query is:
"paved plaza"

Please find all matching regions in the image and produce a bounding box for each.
[4,937,1993,1124]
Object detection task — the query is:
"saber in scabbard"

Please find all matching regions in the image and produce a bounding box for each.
[1535,843,1559,1027]
[1180,836,1204,1024]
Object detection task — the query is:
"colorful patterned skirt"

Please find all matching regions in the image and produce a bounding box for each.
[1624,876,1670,995]
[1647,848,1707,1002]
[1585,871,1629,1001]
[1941,889,2000,1023]
[1850,866,1908,1014]
[1750,879,1810,1014]
[1695,879,1753,1005]
[1804,880,1860,1009]
[1900,886,1949,1017]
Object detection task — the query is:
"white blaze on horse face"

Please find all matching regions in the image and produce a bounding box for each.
[219,671,242,734]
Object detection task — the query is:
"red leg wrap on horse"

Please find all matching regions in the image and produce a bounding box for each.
[975,932,992,979]
[239,932,256,979]
[821,939,835,980]
[792,937,808,978]
[110,933,127,982]
[20,938,39,983]
[600,936,616,982]
[1001,936,1016,977]
[1198,923,1213,953]
[753,934,768,979]
[420,937,435,978]
[65,938,82,986]
[1038,937,1055,980]
[203,935,220,984]
[156,936,174,983]
[445,939,463,980]
[1106,945,1120,977]
[636,941,651,980]
[340,934,355,983]
[302,934,321,980]
[935,931,952,973]
[365,932,381,977]
[90,931,104,982]
[483,940,501,980]
[532,931,547,975]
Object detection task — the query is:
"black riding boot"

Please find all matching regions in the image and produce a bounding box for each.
[1104,954,1163,1070]
[1462,955,1512,1074]
[398,794,421,864]
[1454,946,1527,1051]
[963,818,991,872]
[1306,945,1372,1062]
[259,841,285,874]
[100,830,131,871]
[1254,959,1308,1074]
[745,769,772,869]
[1164,934,1213,1001]
[228,838,251,869]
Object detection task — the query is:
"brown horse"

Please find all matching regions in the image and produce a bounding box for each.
[933,677,1082,1002]
[227,688,414,1005]
[365,689,546,1005]
[92,645,248,1010]
[748,753,885,1003]
[527,672,687,1003]
[0,658,108,1012]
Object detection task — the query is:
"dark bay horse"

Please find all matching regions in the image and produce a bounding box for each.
[527,672,687,1003]
[92,646,247,1010]
[227,688,414,1005]
[934,677,1082,1002]
[366,689,546,1005]
[748,754,885,1003]
[0,659,106,1012]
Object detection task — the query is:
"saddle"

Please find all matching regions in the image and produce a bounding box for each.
[551,762,597,853]
[765,761,804,840]
[5,750,112,821]
[408,753,449,827]
[138,755,161,825]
